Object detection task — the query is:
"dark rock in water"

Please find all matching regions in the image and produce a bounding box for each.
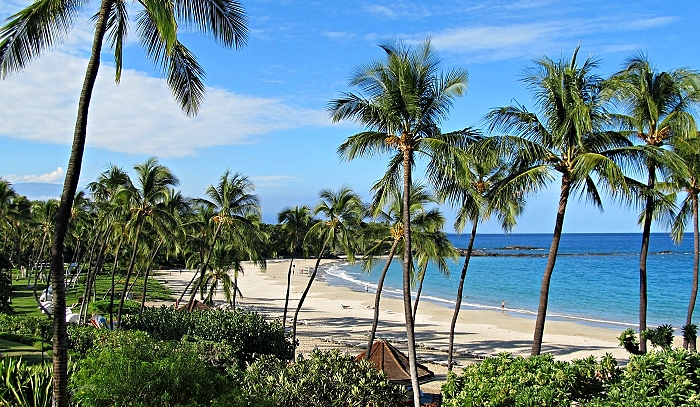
[496,245,544,251]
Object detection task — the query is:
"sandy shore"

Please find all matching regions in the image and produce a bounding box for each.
[153,259,664,392]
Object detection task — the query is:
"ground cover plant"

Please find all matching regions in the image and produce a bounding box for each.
[122,306,294,365]
[442,349,700,406]
[239,349,406,407]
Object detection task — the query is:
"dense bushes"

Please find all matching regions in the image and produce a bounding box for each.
[122,306,294,364]
[70,331,232,407]
[0,314,52,342]
[240,350,406,406]
[442,349,700,406]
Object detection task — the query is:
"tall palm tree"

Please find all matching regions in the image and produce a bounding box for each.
[1,0,247,401]
[482,48,637,356]
[329,39,467,401]
[291,187,364,346]
[606,55,700,352]
[436,136,524,369]
[670,135,700,350]
[360,183,449,358]
[115,158,179,326]
[187,171,262,307]
[278,205,313,325]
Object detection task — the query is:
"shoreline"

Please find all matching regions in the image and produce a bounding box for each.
[155,259,681,392]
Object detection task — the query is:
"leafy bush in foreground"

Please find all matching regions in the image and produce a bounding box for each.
[240,349,406,407]
[70,331,231,407]
[442,352,617,407]
[443,349,700,407]
[122,306,293,365]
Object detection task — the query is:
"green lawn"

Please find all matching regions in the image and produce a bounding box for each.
[10,268,172,318]
[0,337,50,365]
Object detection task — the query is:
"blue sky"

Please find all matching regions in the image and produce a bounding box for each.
[1,0,699,234]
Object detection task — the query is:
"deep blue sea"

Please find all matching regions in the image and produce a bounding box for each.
[323,233,697,330]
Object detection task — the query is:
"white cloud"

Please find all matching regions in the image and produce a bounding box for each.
[5,167,65,183]
[251,175,298,187]
[0,52,330,157]
[428,15,678,62]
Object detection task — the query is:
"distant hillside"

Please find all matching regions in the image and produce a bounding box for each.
[12,182,63,201]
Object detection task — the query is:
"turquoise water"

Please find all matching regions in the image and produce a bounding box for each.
[323,233,697,329]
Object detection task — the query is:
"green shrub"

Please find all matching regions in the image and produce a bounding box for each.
[641,324,675,350]
[441,352,619,407]
[588,349,700,406]
[240,349,405,407]
[122,306,293,365]
[88,299,140,316]
[443,349,700,407]
[0,357,53,407]
[0,314,52,342]
[70,331,231,407]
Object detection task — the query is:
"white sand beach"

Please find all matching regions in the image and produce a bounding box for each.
[153,259,674,392]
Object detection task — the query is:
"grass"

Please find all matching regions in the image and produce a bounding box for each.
[10,267,172,318]
[0,337,50,365]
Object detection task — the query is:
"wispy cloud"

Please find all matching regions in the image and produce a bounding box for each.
[363,1,433,20]
[0,52,330,158]
[427,15,678,62]
[251,175,299,187]
[4,167,65,183]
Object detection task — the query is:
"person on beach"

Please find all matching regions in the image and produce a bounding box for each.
[501,300,505,311]
[293,264,295,275]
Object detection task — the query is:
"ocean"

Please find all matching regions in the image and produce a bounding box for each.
[322,233,698,330]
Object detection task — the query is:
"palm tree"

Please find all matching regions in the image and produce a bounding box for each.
[360,183,449,358]
[115,158,179,326]
[606,54,700,352]
[187,171,262,307]
[1,0,247,402]
[291,187,364,346]
[482,48,636,356]
[278,205,313,325]
[436,136,523,369]
[329,39,467,402]
[670,135,700,350]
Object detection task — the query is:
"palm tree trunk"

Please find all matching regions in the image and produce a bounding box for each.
[365,241,398,359]
[139,240,163,314]
[108,236,122,327]
[292,239,328,348]
[282,256,295,326]
[401,149,421,407]
[188,222,222,306]
[412,269,426,320]
[177,271,199,305]
[232,274,238,310]
[49,0,113,403]
[685,193,699,350]
[638,167,656,354]
[448,219,478,370]
[531,175,571,356]
[116,219,143,326]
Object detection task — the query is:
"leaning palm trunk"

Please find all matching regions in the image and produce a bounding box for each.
[48,1,113,403]
[365,241,398,359]
[282,256,296,326]
[291,240,328,348]
[638,168,656,354]
[401,150,421,407]
[139,240,163,314]
[531,176,571,356]
[412,270,426,320]
[685,194,699,350]
[448,220,478,370]
[188,222,223,306]
[116,220,143,326]
[108,236,123,328]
